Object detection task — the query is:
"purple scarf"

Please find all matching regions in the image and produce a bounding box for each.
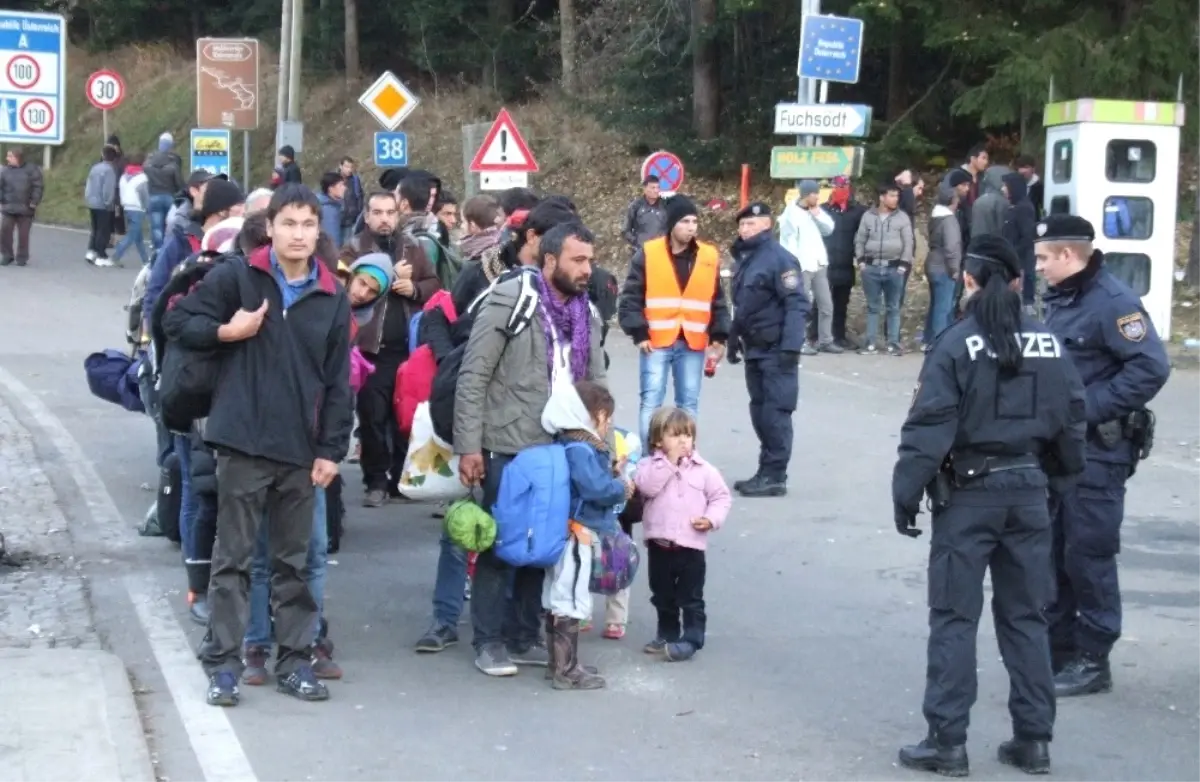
[534,271,591,382]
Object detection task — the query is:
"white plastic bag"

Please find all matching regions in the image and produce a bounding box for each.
[398,402,466,502]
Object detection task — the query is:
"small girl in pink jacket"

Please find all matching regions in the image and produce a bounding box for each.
[634,407,732,662]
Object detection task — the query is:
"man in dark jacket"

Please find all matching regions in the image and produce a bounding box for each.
[278,145,303,184]
[0,147,43,266]
[818,176,866,349]
[1002,172,1037,309]
[622,175,668,252]
[339,190,441,507]
[338,157,364,237]
[144,133,186,252]
[161,184,352,707]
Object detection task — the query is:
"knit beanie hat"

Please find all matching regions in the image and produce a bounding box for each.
[799,180,820,198]
[158,132,173,151]
[348,252,395,293]
[664,195,699,235]
[198,179,245,220]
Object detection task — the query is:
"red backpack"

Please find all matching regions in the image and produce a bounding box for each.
[393,291,457,436]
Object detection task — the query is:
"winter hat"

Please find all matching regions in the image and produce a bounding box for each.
[198,179,245,220]
[947,168,972,188]
[664,195,699,235]
[799,180,820,198]
[278,145,295,160]
[158,132,173,151]
[444,498,496,553]
[348,252,395,294]
[201,216,245,254]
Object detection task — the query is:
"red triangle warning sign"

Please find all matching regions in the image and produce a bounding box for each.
[469,108,539,173]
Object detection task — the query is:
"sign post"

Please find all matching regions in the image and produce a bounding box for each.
[196,38,259,186]
[469,108,538,191]
[86,69,126,143]
[190,129,232,178]
[0,10,67,153]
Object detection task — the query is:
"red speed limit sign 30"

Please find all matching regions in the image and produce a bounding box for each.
[86,69,126,111]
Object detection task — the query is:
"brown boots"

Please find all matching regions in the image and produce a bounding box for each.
[547,615,605,690]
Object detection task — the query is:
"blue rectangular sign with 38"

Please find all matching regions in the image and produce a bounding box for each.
[374,131,408,167]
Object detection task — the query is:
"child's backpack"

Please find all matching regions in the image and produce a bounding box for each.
[491,442,586,568]
[589,529,641,595]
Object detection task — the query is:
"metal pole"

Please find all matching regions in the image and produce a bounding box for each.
[287,0,305,122]
[814,80,828,147]
[42,145,50,171]
[243,131,251,188]
[102,110,108,144]
[277,0,292,131]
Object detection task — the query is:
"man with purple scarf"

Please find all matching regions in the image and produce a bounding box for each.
[453,221,608,678]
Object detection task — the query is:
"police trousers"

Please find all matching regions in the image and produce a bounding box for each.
[743,355,798,481]
[923,493,1055,745]
[1046,459,1128,659]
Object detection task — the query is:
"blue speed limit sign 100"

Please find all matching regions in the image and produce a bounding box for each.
[374,131,408,167]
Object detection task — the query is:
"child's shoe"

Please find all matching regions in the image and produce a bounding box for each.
[643,637,669,656]
[550,616,605,690]
[602,623,625,640]
[665,641,697,662]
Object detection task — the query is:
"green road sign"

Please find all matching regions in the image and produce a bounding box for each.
[770,146,864,179]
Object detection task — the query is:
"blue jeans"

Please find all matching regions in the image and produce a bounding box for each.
[148,194,173,252]
[173,434,200,560]
[638,339,705,444]
[432,530,468,628]
[244,487,328,648]
[924,271,956,345]
[861,264,905,346]
[113,209,149,265]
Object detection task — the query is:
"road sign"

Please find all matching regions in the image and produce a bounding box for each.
[481,172,529,191]
[86,69,125,111]
[798,14,864,84]
[190,128,232,178]
[774,103,871,137]
[769,146,864,179]
[640,150,686,193]
[0,11,67,145]
[470,108,538,173]
[196,38,260,130]
[373,131,409,167]
[358,71,419,131]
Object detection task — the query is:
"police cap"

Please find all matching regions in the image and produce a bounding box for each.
[736,201,773,222]
[1034,214,1095,244]
[964,234,1021,281]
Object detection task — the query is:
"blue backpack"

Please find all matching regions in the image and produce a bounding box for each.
[408,311,424,354]
[491,442,587,568]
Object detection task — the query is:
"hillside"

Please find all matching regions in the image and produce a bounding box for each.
[31,45,1198,343]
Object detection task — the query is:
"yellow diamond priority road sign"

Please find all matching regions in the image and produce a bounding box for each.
[358,71,419,131]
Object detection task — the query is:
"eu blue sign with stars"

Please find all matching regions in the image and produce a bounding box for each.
[798,14,864,85]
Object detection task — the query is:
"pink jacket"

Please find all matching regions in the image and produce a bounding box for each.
[634,451,732,551]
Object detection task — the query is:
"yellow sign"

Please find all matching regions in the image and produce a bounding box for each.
[194,137,228,152]
[358,71,420,131]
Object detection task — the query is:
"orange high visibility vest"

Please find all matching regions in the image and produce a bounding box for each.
[643,238,720,351]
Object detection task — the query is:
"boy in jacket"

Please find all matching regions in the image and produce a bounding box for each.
[162,184,352,707]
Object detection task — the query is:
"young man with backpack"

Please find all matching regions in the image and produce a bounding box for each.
[453,220,608,677]
[161,184,353,707]
[399,176,462,291]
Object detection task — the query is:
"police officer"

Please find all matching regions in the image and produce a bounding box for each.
[893,235,1087,777]
[1035,214,1171,697]
[725,202,810,498]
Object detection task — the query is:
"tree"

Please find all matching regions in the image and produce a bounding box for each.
[559,0,578,93]
[343,0,359,83]
[691,0,719,139]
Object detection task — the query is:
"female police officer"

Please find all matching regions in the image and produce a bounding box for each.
[891,235,1087,777]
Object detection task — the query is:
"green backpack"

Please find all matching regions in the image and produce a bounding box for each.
[412,229,463,291]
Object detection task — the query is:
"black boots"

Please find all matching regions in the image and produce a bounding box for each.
[898,736,969,777]
[547,616,604,690]
[1054,652,1112,697]
[736,474,787,498]
[998,738,1051,775]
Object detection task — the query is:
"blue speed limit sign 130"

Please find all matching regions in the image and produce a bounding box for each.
[374,131,409,167]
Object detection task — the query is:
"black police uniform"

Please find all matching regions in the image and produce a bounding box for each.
[726,202,811,497]
[1036,215,1171,697]
[892,239,1088,776]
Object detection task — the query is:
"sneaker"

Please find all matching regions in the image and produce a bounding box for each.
[94,257,116,268]
[886,342,904,356]
[643,638,669,656]
[508,641,550,667]
[858,343,878,355]
[414,624,459,653]
[242,645,271,686]
[206,671,240,707]
[800,344,819,356]
[277,664,330,701]
[311,638,343,679]
[0,255,11,266]
[818,342,845,354]
[187,591,210,626]
[602,623,625,640]
[84,250,96,264]
[665,641,698,662]
[363,489,386,508]
[475,644,519,677]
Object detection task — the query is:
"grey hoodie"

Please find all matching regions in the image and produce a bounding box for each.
[854,207,914,268]
[969,165,1012,239]
[84,161,117,210]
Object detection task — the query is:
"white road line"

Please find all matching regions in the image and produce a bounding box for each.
[0,366,257,782]
[36,222,90,235]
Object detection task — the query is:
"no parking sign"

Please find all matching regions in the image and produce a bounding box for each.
[641,150,685,195]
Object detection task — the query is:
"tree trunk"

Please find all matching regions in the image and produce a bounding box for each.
[886,33,906,121]
[343,0,360,83]
[484,0,514,93]
[691,0,719,140]
[1186,203,1199,290]
[559,0,578,93]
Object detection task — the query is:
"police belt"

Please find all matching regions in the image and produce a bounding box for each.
[947,453,1041,483]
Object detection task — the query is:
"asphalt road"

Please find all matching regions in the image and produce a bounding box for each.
[1,223,1198,782]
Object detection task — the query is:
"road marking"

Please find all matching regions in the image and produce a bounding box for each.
[35,222,90,235]
[0,366,257,782]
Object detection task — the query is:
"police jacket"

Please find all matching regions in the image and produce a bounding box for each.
[892,307,1088,512]
[1043,253,1170,464]
[728,231,810,358]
